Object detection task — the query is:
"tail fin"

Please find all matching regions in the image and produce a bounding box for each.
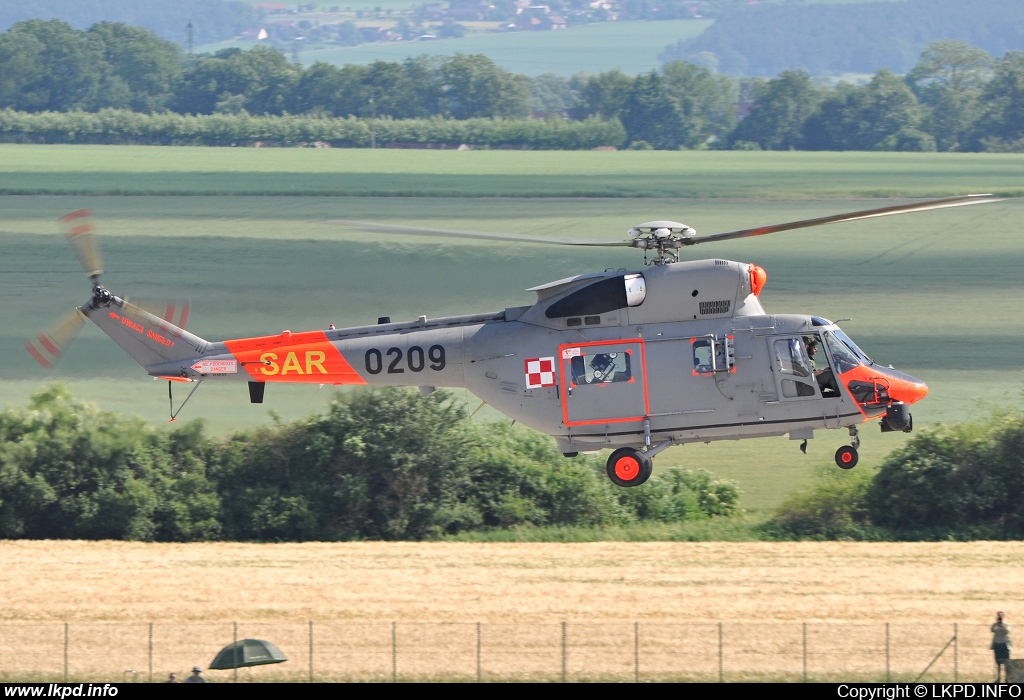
[81,294,209,369]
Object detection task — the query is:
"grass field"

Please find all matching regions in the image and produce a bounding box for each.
[203,19,713,77]
[2,145,1023,198]
[1,149,1022,516]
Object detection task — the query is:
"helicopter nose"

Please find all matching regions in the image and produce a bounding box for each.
[879,367,928,405]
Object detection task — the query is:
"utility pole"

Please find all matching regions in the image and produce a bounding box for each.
[185,20,194,55]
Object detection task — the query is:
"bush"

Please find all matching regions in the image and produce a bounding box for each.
[761,465,880,540]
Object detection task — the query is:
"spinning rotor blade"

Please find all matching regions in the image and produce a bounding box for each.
[124,298,192,330]
[25,308,87,369]
[689,194,1001,246]
[324,220,631,247]
[61,209,103,282]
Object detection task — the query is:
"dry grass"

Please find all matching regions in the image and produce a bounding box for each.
[3,540,1020,624]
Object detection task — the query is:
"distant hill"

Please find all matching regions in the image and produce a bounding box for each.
[660,0,1024,76]
[0,0,253,47]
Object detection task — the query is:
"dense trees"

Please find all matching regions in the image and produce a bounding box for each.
[0,386,739,541]
[0,18,1023,152]
[727,70,821,151]
[660,0,1024,78]
[765,410,1024,541]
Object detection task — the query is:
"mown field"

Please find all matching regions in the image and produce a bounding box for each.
[1,147,1022,516]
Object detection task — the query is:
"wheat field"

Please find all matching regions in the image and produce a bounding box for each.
[3,540,1019,624]
[1,540,1017,682]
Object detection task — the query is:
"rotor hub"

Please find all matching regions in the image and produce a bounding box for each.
[627,221,696,265]
[91,284,113,307]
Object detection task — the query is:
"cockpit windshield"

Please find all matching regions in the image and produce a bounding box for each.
[824,329,872,375]
[833,329,872,364]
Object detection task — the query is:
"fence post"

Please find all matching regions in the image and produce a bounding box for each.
[63,622,68,682]
[308,620,314,683]
[634,621,639,683]
[476,622,482,683]
[954,623,958,682]
[718,622,723,683]
[886,622,890,683]
[561,621,567,683]
[233,621,238,683]
[803,622,808,683]
[148,622,153,682]
[391,621,397,683]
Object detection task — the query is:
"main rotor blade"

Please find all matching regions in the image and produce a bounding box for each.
[323,219,631,247]
[689,194,1001,246]
[26,308,87,369]
[61,209,103,281]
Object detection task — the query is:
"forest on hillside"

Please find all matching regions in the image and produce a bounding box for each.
[662,0,1024,76]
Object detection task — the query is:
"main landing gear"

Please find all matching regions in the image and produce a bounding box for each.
[834,425,861,469]
[606,447,654,487]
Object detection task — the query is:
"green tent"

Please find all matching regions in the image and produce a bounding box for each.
[209,639,288,670]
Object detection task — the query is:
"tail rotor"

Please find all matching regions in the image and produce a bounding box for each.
[27,210,191,369]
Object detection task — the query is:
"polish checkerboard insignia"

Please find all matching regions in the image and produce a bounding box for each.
[524,357,556,389]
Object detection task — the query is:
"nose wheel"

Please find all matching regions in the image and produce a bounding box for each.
[606,447,653,487]
[835,426,860,469]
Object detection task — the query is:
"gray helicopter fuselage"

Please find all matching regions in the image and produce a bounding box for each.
[99,257,904,455]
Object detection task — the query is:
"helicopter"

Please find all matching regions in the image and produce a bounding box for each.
[27,194,1000,487]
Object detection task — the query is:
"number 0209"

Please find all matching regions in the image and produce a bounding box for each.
[364,345,446,374]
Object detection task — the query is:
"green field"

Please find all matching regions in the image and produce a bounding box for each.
[2,145,1023,198]
[204,19,713,76]
[1,147,1021,516]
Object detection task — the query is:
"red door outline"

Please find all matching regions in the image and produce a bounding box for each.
[559,338,649,427]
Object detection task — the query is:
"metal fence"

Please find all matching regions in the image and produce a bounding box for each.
[0,621,1001,683]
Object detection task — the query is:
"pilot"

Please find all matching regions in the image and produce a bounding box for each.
[805,336,839,397]
[804,337,821,372]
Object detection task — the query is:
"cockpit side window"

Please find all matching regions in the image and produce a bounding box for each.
[773,338,812,378]
[772,337,816,398]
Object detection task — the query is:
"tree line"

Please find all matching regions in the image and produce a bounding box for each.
[766,409,1024,541]
[0,385,739,541]
[1,18,1022,152]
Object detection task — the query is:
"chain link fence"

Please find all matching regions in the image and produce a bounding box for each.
[0,621,1000,683]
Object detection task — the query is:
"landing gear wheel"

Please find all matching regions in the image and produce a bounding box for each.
[606,447,653,487]
[835,445,859,469]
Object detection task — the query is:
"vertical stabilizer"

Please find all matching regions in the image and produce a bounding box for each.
[81,294,209,368]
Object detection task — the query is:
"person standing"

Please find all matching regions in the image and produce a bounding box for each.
[992,611,1011,682]
[185,666,207,683]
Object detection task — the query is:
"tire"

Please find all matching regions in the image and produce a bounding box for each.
[835,445,859,469]
[606,447,652,487]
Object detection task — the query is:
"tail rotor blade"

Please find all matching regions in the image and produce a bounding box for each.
[61,209,103,282]
[125,298,192,331]
[26,308,87,369]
